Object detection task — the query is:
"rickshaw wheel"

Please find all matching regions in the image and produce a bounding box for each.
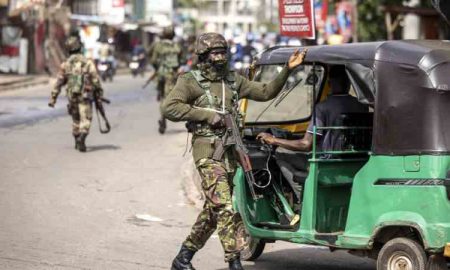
[426,254,448,270]
[377,237,426,270]
[240,235,265,261]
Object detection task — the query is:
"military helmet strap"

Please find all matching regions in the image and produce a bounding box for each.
[225,72,239,104]
[191,70,214,109]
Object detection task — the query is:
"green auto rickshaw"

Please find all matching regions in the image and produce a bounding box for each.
[234,40,450,270]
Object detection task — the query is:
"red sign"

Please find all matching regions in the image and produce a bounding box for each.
[278,0,316,39]
[112,0,124,7]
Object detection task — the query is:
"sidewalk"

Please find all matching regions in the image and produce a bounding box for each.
[0,73,50,92]
[0,68,131,92]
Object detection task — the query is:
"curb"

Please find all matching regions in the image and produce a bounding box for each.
[0,76,50,92]
[0,68,133,92]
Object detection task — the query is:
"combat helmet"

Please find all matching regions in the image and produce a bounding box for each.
[65,36,82,53]
[162,25,175,39]
[195,33,228,55]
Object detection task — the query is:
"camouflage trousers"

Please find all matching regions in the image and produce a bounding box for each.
[68,99,93,135]
[183,158,245,262]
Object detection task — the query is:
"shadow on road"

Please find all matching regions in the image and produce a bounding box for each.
[88,144,121,152]
[216,248,376,270]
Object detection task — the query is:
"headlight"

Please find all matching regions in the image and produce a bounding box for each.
[98,64,108,71]
[129,62,139,69]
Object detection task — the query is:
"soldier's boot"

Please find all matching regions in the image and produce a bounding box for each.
[77,133,87,152]
[228,257,244,270]
[157,91,161,102]
[73,134,80,150]
[158,118,166,134]
[171,245,196,270]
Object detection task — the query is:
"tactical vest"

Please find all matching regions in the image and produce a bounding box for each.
[158,40,180,74]
[190,70,240,136]
[66,54,88,96]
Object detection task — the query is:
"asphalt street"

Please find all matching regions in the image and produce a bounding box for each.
[0,74,376,270]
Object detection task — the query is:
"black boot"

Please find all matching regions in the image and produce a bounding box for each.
[73,134,80,150]
[158,118,166,134]
[171,245,196,270]
[77,133,87,152]
[228,257,244,270]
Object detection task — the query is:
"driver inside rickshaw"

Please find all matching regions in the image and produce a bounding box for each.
[256,65,369,170]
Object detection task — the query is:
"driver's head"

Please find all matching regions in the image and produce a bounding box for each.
[329,65,350,95]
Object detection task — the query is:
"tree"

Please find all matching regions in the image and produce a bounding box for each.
[357,0,404,41]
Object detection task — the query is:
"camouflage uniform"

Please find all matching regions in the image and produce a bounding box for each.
[49,37,103,152]
[183,158,246,262]
[148,26,181,134]
[163,33,292,267]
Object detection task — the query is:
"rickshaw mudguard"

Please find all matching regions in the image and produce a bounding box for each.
[342,155,450,251]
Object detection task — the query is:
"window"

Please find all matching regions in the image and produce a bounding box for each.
[245,64,325,123]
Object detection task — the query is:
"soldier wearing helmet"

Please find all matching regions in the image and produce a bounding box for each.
[48,36,104,152]
[146,24,181,134]
[163,32,307,270]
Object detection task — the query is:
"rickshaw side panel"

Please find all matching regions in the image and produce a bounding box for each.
[342,155,450,251]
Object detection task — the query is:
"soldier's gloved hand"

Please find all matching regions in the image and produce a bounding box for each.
[209,113,225,128]
[48,98,56,108]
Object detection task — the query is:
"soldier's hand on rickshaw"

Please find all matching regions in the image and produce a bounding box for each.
[288,48,308,70]
[256,132,277,145]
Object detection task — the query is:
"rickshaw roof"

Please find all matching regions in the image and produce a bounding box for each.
[257,40,450,69]
[258,40,450,105]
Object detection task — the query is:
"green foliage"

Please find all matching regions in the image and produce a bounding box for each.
[175,0,198,8]
[357,0,434,41]
[357,0,401,41]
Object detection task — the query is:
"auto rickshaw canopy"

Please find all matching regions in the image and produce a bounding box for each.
[255,40,450,155]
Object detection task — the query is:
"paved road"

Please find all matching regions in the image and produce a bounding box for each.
[0,74,376,269]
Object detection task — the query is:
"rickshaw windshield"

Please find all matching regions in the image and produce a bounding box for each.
[245,64,325,123]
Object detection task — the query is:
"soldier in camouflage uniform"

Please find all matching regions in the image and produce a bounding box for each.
[148,25,182,134]
[162,33,306,270]
[48,36,104,152]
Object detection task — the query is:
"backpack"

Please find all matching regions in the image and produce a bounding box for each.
[66,54,88,95]
[158,40,181,71]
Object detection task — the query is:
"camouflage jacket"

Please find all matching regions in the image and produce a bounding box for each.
[162,67,291,163]
[51,54,103,101]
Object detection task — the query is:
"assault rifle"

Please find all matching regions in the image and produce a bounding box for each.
[142,71,157,89]
[93,90,111,134]
[212,111,259,200]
